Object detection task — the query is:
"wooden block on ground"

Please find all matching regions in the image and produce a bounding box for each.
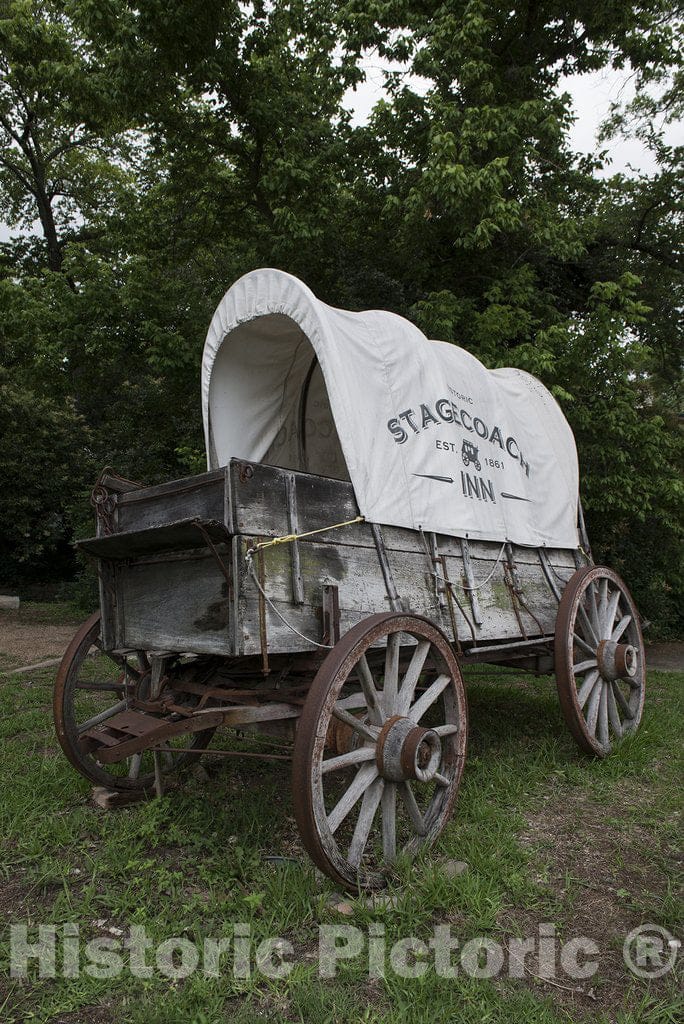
[91,786,149,809]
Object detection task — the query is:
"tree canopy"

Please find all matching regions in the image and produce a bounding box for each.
[0,0,682,634]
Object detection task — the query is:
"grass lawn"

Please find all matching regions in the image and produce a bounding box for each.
[0,625,681,1024]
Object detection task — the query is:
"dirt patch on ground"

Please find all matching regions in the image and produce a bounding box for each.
[0,609,79,669]
[0,866,119,1023]
[646,642,684,672]
[0,872,45,922]
[499,784,680,1021]
[44,1009,117,1024]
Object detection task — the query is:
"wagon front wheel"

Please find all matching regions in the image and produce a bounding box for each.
[54,612,217,791]
[555,567,646,757]
[292,614,468,890]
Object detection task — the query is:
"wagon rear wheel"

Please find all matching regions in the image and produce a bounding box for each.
[555,567,645,757]
[54,612,217,791]
[292,613,468,890]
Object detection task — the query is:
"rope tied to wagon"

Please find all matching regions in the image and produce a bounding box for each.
[245,514,365,651]
[247,515,365,554]
[460,542,507,591]
[245,554,334,650]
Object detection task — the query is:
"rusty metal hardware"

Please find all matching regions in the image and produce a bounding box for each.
[321,584,341,646]
[256,543,270,675]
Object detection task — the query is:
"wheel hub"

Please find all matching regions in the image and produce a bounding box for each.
[376,715,442,782]
[597,640,637,681]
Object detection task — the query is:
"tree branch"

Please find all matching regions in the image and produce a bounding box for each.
[0,153,35,194]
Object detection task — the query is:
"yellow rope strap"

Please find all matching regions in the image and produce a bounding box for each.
[248,515,365,554]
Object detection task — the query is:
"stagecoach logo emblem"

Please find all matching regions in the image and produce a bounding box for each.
[461,440,481,472]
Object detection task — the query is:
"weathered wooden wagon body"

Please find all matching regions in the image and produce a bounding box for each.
[82,459,581,664]
[55,270,646,889]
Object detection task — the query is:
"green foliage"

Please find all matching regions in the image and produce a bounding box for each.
[0,366,87,584]
[548,275,684,637]
[0,0,681,631]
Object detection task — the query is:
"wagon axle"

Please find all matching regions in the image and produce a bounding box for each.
[596,640,638,682]
[376,715,443,784]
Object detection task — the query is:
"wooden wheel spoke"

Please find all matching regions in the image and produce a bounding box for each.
[585,680,603,736]
[434,772,450,788]
[113,651,148,675]
[611,614,632,642]
[577,604,599,647]
[76,699,128,735]
[111,653,142,674]
[606,684,623,738]
[573,658,597,675]
[383,632,400,714]
[159,743,175,770]
[397,641,431,714]
[611,681,635,720]
[327,762,379,835]
[355,655,383,725]
[75,681,126,693]
[597,682,609,747]
[434,723,459,737]
[128,752,142,779]
[348,778,385,868]
[573,633,596,658]
[576,668,600,709]
[408,673,450,723]
[587,582,602,636]
[598,578,608,626]
[381,782,397,862]
[335,692,367,711]
[321,746,376,775]
[398,781,427,836]
[603,590,621,639]
[332,705,379,743]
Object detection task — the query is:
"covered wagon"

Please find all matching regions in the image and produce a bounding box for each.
[55,269,646,889]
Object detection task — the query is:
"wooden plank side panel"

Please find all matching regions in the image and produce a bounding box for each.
[115,470,225,535]
[228,460,367,545]
[117,548,233,655]
[101,529,570,658]
[79,520,228,560]
[94,459,580,657]
[228,461,581,567]
[233,536,439,656]
[98,559,118,651]
[461,558,558,639]
[233,535,561,656]
[227,460,577,655]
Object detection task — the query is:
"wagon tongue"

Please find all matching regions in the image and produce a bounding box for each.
[78,708,224,764]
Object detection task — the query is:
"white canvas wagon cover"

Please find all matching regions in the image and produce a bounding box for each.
[202,269,579,549]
